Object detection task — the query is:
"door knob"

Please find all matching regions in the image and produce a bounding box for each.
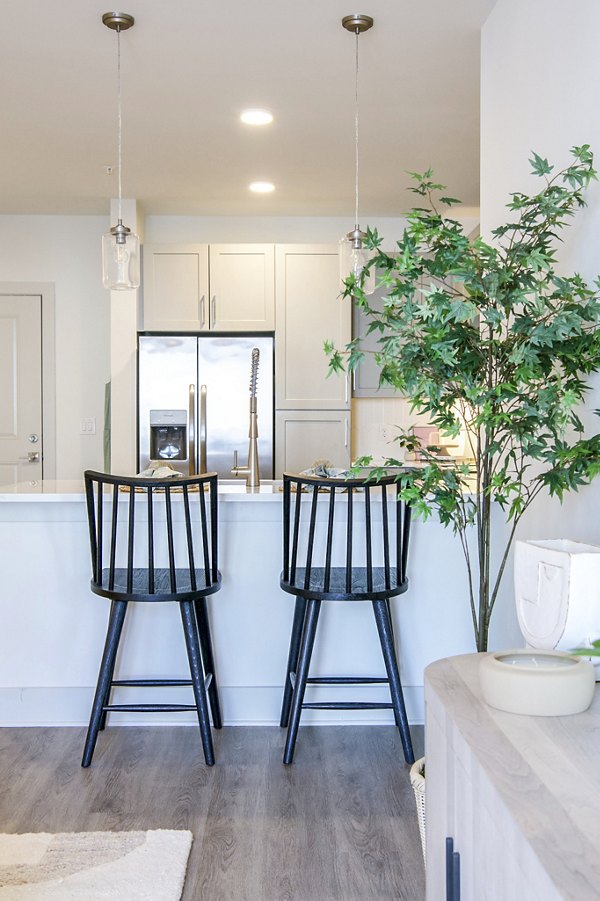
[19,452,40,463]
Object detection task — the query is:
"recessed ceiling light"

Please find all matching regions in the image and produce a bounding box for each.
[249,181,275,193]
[241,109,273,126]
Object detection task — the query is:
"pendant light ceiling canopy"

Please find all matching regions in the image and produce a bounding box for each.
[101,11,140,291]
[339,13,376,295]
[341,14,373,33]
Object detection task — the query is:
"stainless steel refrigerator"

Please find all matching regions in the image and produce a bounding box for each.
[138,335,274,479]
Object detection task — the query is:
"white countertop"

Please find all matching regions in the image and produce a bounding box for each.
[0,479,285,502]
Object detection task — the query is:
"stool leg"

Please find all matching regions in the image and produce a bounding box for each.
[99,601,117,731]
[280,596,308,728]
[180,600,215,766]
[194,598,222,729]
[386,598,395,643]
[82,599,128,768]
[372,599,415,765]
[283,598,321,765]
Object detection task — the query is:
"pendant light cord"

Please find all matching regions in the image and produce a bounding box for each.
[354,28,360,230]
[116,25,123,223]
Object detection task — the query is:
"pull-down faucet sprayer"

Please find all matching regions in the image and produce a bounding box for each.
[232,347,260,488]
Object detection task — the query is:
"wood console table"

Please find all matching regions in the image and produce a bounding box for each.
[425,654,600,900]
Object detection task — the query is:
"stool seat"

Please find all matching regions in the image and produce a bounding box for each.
[281,566,407,601]
[279,471,415,765]
[81,470,222,768]
[93,568,222,601]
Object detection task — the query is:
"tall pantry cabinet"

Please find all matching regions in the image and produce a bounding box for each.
[274,245,351,474]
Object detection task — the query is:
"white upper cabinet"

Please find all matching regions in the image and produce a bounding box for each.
[142,244,209,331]
[275,245,351,409]
[142,243,275,332]
[209,245,275,331]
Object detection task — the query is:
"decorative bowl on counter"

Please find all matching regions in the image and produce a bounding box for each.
[479,648,595,716]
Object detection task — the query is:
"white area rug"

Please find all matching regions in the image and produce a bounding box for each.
[0,829,192,900]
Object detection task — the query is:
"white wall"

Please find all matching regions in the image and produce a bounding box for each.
[144,213,480,245]
[0,215,109,479]
[481,0,600,643]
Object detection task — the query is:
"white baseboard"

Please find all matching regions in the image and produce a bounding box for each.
[0,684,424,727]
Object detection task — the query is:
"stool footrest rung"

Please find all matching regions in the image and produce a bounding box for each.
[109,673,213,690]
[103,704,197,713]
[307,676,389,684]
[289,673,388,689]
[301,702,394,710]
[111,679,192,687]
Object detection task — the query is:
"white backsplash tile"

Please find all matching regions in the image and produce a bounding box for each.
[351,398,430,463]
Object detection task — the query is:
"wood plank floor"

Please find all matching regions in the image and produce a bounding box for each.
[0,725,425,901]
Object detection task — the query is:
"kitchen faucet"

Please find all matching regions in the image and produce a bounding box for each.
[232,347,260,488]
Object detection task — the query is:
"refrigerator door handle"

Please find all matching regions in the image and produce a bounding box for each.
[188,384,197,475]
[199,384,207,473]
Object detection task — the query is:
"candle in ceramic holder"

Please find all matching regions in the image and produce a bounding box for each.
[479,648,595,716]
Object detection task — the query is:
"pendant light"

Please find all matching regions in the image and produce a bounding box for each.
[339,14,376,295]
[102,12,140,290]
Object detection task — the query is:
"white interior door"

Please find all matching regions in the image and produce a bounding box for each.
[0,295,43,484]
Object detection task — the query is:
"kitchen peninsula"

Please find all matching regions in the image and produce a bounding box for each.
[0,478,485,728]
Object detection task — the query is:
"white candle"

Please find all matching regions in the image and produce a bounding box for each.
[496,652,577,669]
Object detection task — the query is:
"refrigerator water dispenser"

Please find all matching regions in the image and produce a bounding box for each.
[149,410,187,462]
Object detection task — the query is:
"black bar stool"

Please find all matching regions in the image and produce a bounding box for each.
[82,470,222,767]
[279,472,414,765]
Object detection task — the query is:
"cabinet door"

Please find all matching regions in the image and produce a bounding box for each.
[275,410,350,477]
[276,246,351,409]
[352,275,401,397]
[142,244,209,331]
[209,245,275,331]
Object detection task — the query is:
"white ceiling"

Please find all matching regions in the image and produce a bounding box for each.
[0,0,496,216]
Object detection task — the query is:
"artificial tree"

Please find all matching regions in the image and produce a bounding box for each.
[327,146,600,652]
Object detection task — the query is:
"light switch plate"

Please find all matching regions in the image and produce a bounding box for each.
[80,418,96,435]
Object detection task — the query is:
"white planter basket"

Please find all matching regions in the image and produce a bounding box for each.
[409,756,426,866]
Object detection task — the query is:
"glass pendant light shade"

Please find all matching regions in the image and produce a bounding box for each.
[102,221,140,290]
[339,227,376,294]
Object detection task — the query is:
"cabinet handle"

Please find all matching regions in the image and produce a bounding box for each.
[445,837,461,901]
[453,851,460,901]
[199,296,206,329]
[211,296,216,328]
[352,369,356,393]
[345,373,349,405]
[344,418,349,448]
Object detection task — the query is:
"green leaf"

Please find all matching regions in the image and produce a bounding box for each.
[529,152,553,176]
